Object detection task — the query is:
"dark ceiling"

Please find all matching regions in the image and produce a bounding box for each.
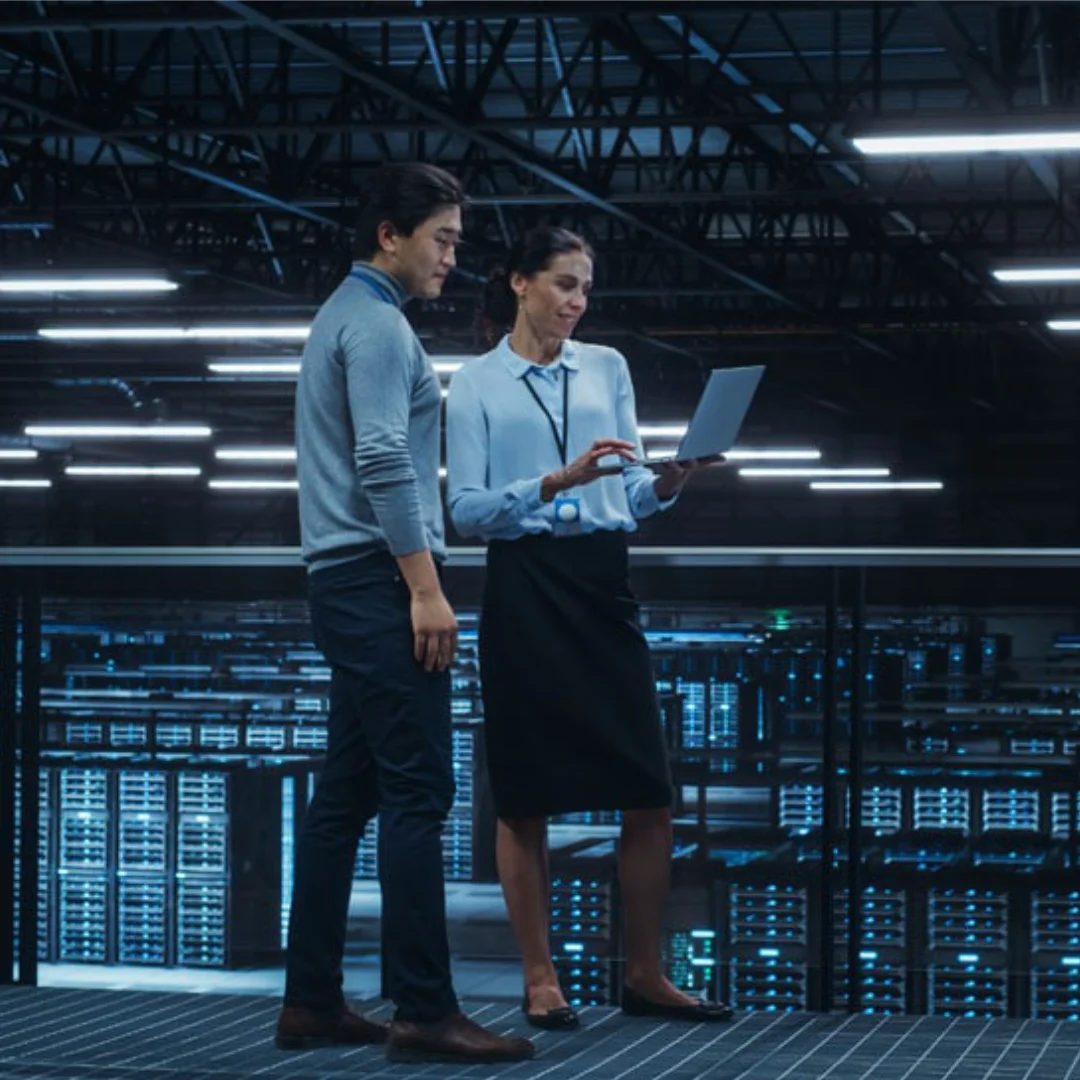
[2,1,1080,548]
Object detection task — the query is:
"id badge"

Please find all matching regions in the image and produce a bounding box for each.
[552,494,581,534]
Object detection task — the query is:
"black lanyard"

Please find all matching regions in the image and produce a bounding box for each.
[522,366,570,466]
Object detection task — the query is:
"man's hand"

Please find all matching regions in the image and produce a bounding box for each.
[395,549,458,672]
[410,589,458,673]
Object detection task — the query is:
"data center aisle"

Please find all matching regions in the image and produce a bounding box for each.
[2,986,1079,1080]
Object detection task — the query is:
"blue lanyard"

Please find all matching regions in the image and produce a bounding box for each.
[348,268,398,306]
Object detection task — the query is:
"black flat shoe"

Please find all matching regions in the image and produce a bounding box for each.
[521,994,580,1030]
[620,985,734,1022]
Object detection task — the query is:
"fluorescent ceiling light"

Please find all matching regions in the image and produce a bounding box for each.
[65,466,202,477]
[440,387,449,399]
[0,276,177,293]
[810,480,943,492]
[432,360,464,374]
[726,449,822,461]
[438,467,447,478]
[741,467,890,478]
[215,448,296,462]
[0,478,51,488]
[40,326,310,342]
[207,361,301,375]
[0,449,38,460]
[26,423,212,439]
[209,478,299,490]
[1047,320,1080,332]
[645,445,822,462]
[639,428,821,460]
[993,267,1080,284]
[853,131,1080,156]
[645,446,681,461]
[639,425,688,439]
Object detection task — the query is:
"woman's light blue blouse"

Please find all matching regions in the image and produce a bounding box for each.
[446,335,674,541]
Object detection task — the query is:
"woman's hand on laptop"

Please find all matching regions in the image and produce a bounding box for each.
[541,438,637,501]
[652,455,726,499]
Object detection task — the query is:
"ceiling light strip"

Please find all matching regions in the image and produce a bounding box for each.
[740,467,890,478]
[65,466,202,477]
[853,131,1080,156]
[26,424,212,439]
[207,361,302,375]
[993,267,1080,284]
[41,326,309,341]
[0,277,178,293]
[810,481,944,492]
[208,479,299,491]
[0,478,51,488]
[214,448,296,462]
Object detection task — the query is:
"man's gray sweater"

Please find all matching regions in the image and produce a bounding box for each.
[295,263,446,568]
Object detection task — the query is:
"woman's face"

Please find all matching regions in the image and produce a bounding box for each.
[512,250,593,341]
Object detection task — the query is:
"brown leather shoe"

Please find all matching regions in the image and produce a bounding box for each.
[386,1011,536,1064]
[275,1004,389,1050]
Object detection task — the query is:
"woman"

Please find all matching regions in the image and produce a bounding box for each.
[446,226,731,1029]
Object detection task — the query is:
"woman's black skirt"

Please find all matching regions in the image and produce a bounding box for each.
[479,530,673,819]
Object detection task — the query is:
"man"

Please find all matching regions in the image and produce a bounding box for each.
[276,162,534,1065]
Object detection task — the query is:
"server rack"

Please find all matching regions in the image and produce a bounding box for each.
[9,580,1080,1021]
[657,608,1080,1020]
[832,887,906,1014]
[42,762,286,969]
[1032,892,1080,1019]
[666,928,718,998]
[727,883,809,1012]
[550,873,618,1008]
[12,770,51,965]
[926,888,1009,1018]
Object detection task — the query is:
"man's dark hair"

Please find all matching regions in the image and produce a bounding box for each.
[355,162,467,259]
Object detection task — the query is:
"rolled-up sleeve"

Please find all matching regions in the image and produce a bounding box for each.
[446,371,546,538]
[342,311,428,556]
[614,354,676,519]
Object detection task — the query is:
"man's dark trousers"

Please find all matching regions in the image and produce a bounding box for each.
[283,553,459,1022]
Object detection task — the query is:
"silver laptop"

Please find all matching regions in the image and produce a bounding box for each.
[634,365,765,470]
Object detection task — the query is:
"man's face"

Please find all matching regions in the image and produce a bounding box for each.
[383,206,462,299]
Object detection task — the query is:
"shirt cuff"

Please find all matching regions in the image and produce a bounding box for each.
[369,486,429,556]
[648,477,679,514]
[519,475,547,513]
[383,516,430,557]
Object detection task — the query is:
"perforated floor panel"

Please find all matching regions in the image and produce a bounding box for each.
[1,987,1077,1079]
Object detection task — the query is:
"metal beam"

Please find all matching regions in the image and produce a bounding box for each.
[921,2,1062,206]
[1,110,1024,139]
[26,1,1009,35]
[0,590,16,986]
[0,85,340,230]
[216,0,892,358]
[0,4,757,35]
[642,12,1069,364]
[33,214,301,302]
[420,20,451,94]
[542,18,589,171]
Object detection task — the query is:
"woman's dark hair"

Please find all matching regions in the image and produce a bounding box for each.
[482,226,594,327]
[355,162,468,259]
